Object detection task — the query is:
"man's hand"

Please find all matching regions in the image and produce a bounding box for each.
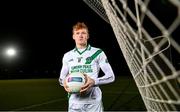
[80,74,95,94]
[63,76,71,93]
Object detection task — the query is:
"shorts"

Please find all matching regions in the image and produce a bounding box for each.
[68,102,103,112]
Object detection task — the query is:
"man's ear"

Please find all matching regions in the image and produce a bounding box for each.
[72,34,75,40]
[87,34,89,39]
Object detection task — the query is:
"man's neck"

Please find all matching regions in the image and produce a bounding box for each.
[76,44,87,49]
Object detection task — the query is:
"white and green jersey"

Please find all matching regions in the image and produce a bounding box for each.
[59,44,115,104]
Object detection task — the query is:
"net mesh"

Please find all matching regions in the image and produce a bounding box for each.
[83,0,180,111]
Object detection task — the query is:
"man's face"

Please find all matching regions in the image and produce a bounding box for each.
[73,28,89,46]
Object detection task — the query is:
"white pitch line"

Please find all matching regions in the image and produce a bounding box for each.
[10,98,67,111]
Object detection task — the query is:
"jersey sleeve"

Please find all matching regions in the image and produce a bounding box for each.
[59,54,69,86]
[94,51,115,85]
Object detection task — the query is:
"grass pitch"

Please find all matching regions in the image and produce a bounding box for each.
[0,76,146,111]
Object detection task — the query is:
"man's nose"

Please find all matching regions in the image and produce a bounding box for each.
[79,34,83,37]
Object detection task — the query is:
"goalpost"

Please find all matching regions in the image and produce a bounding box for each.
[83,0,180,111]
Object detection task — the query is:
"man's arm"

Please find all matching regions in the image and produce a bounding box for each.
[95,51,115,85]
[59,54,69,86]
[59,54,72,93]
[95,62,115,85]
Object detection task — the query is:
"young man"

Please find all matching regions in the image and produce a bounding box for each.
[59,22,115,112]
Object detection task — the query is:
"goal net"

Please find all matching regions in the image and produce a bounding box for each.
[83,0,180,111]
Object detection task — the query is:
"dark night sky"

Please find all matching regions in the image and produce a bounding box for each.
[0,0,129,78]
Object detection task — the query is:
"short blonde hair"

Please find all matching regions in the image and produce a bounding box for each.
[72,22,89,34]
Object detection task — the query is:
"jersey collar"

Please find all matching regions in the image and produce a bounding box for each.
[74,44,91,55]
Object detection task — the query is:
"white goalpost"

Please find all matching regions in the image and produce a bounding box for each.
[83,0,180,111]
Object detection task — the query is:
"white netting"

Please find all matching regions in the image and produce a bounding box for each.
[83,0,180,111]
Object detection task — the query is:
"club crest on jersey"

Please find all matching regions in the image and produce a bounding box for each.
[86,57,93,64]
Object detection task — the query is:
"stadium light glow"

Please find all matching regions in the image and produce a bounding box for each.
[0,42,22,65]
[3,46,18,59]
[6,48,16,57]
